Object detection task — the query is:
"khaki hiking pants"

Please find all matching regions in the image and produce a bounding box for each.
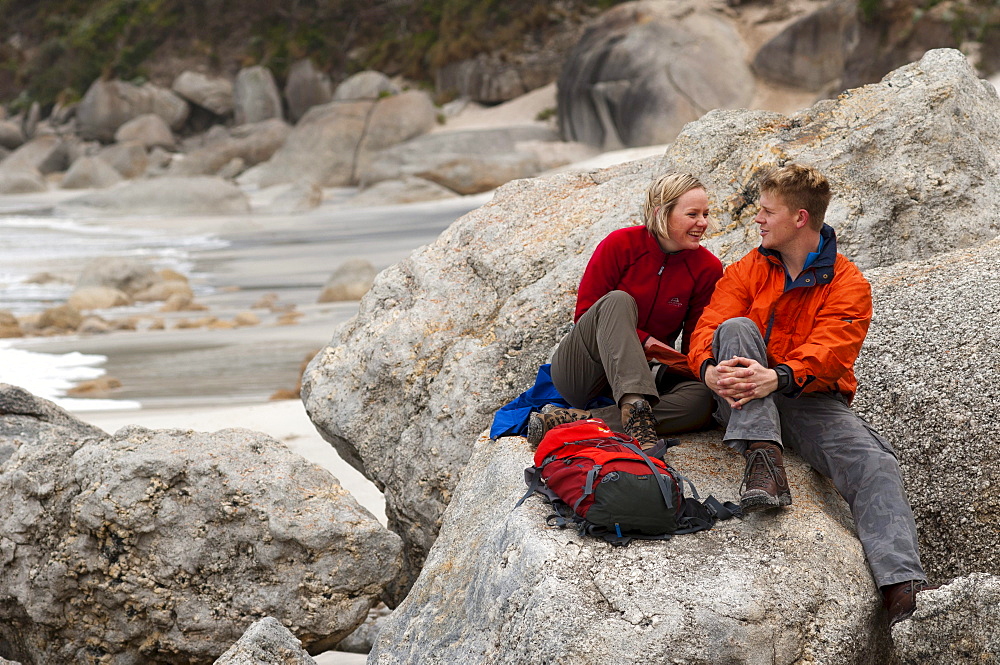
[712,316,926,587]
[550,290,714,434]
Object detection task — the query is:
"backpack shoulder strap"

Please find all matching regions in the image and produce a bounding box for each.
[620,441,675,510]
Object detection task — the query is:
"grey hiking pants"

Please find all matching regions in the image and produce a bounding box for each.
[550,290,714,435]
[712,317,926,587]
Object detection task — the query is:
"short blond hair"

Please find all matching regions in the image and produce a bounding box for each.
[758,164,831,231]
[643,172,710,239]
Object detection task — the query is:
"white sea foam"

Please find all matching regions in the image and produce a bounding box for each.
[0,342,140,412]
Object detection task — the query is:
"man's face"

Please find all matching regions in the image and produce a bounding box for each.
[755,191,802,253]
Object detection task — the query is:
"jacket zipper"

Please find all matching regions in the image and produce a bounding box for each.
[646,256,668,329]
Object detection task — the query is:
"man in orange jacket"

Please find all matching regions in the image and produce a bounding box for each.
[688,164,931,626]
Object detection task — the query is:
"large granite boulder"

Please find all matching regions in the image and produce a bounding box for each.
[285,59,333,123]
[60,155,124,190]
[0,409,402,664]
[172,71,234,116]
[680,49,1000,269]
[0,135,70,175]
[0,384,106,469]
[170,119,291,177]
[891,574,1000,664]
[114,113,176,150]
[214,617,316,665]
[0,170,46,194]
[853,239,1000,582]
[76,257,160,296]
[98,140,149,178]
[302,49,1000,597]
[0,120,23,150]
[370,431,892,664]
[77,79,189,142]
[557,1,754,149]
[333,71,399,101]
[59,176,250,216]
[234,66,283,125]
[357,126,558,194]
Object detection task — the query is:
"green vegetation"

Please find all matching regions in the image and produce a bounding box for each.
[0,0,625,107]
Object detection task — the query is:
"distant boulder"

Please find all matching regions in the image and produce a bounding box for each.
[261,180,323,214]
[97,140,149,178]
[0,120,23,150]
[170,118,290,177]
[350,177,459,207]
[234,66,283,125]
[172,70,234,116]
[77,79,189,142]
[60,155,124,190]
[357,90,437,155]
[214,617,317,665]
[318,259,377,302]
[285,59,334,123]
[333,71,399,101]
[77,257,159,296]
[0,169,46,194]
[0,310,22,339]
[114,113,176,150]
[60,176,251,216]
[558,3,754,148]
[68,286,132,310]
[0,135,70,174]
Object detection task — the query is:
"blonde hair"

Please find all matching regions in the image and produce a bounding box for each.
[758,163,831,231]
[642,172,714,238]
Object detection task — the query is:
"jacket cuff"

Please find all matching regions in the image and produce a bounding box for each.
[699,358,717,382]
[775,364,799,395]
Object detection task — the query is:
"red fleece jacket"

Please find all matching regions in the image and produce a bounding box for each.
[575,226,723,354]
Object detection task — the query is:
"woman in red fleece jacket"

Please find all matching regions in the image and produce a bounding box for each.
[528,173,723,450]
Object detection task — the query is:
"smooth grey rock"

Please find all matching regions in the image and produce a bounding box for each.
[234,66,284,125]
[0,383,106,470]
[171,118,290,176]
[752,0,858,91]
[0,135,69,174]
[357,126,558,192]
[370,432,891,664]
[891,574,1000,663]
[435,49,567,104]
[350,177,458,207]
[67,286,132,310]
[214,617,317,664]
[285,59,334,123]
[97,141,149,178]
[0,420,402,664]
[60,155,124,190]
[172,71,234,116]
[0,120,23,150]
[114,113,176,150]
[262,180,323,214]
[59,176,250,216]
[335,604,391,654]
[0,170,46,194]
[77,79,189,142]
[333,71,398,101]
[317,259,377,303]
[357,90,437,156]
[558,2,754,149]
[675,49,1000,269]
[76,257,159,296]
[854,238,1000,583]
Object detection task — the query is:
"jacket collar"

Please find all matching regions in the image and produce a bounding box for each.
[758,224,838,290]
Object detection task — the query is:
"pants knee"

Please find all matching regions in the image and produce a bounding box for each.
[716,317,758,339]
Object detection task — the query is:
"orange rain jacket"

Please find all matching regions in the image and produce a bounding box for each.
[688,225,872,401]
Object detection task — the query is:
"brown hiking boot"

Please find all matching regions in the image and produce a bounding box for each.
[883,580,938,627]
[526,405,592,446]
[739,441,792,512]
[620,398,659,451]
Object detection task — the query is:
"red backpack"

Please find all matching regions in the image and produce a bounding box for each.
[516,418,740,545]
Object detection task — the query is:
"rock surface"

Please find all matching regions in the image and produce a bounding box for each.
[59,176,251,216]
[317,259,377,303]
[76,257,160,296]
[170,119,290,177]
[172,71,234,116]
[0,400,402,664]
[0,383,106,469]
[891,573,1000,664]
[302,49,1000,597]
[60,155,124,190]
[558,2,755,149]
[77,79,189,142]
[114,113,176,150]
[234,66,284,125]
[214,617,317,665]
[285,59,334,123]
[370,431,892,664]
[333,71,399,101]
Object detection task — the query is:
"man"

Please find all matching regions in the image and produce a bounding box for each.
[688,163,932,626]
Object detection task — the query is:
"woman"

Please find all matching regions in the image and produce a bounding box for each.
[528,172,723,449]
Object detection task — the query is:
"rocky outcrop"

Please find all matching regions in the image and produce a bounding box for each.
[0,397,402,664]
[98,140,149,178]
[358,125,559,194]
[891,574,1000,664]
[234,66,283,125]
[172,71,235,117]
[77,79,189,142]
[0,121,23,150]
[370,431,892,664]
[350,177,458,207]
[0,135,70,175]
[60,155,124,189]
[0,170,46,194]
[214,617,317,665]
[68,286,132,310]
[854,239,1000,583]
[114,113,176,150]
[285,59,334,123]
[59,176,251,216]
[317,259,377,303]
[0,383,106,469]
[557,2,754,149]
[302,49,1000,596]
[170,119,291,177]
[333,71,399,101]
[76,258,160,297]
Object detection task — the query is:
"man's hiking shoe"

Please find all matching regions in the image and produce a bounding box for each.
[883,580,938,627]
[620,399,659,451]
[739,441,792,512]
[526,405,592,446]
